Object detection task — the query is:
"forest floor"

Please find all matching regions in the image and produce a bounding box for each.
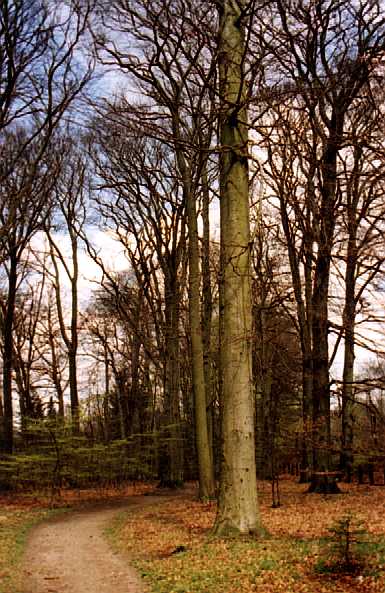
[0,484,186,593]
[1,477,385,593]
[109,477,385,593]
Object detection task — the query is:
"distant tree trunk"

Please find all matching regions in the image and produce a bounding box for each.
[301,238,314,480]
[14,350,32,434]
[339,137,384,481]
[279,191,313,481]
[0,393,3,452]
[47,306,65,419]
[50,241,80,434]
[140,356,152,434]
[68,231,80,433]
[160,272,184,487]
[46,158,84,435]
[185,182,216,499]
[128,291,142,435]
[2,249,17,453]
[115,371,127,441]
[311,118,341,477]
[103,347,110,442]
[172,119,215,498]
[253,303,273,479]
[340,226,357,481]
[201,167,215,473]
[214,0,260,536]
[300,353,313,482]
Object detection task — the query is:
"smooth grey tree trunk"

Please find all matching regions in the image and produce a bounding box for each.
[214,0,260,535]
[173,129,215,498]
[185,185,216,499]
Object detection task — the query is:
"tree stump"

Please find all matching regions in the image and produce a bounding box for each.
[299,468,311,483]
[307,471,342,494]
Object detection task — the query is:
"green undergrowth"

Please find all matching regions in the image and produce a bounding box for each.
[0,505,67,593]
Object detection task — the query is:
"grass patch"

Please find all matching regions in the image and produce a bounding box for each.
[104,510,131,550]
[120,524,312,593]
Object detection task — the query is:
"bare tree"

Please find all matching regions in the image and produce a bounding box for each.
[0,0,93,453]
[0,134,61,452]
[90,117,188,486]
[84,279,157,443]
[257,0,385,490]
[93,0,217,496]
[12,272,47,430]
[34,286,69,419]
[44,137,90,434]
[333,94,385,479]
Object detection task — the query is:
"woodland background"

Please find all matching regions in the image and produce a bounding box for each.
[1,0,385,514]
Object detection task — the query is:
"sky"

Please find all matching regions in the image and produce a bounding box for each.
[30,227,128,306]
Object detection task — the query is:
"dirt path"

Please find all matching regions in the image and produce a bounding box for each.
[22,498,156,593]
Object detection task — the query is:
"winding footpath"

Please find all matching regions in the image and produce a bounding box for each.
[22,500,152,593]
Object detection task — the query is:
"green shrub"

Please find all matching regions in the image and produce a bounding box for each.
[0,419,158,493]
[315,512,368,574]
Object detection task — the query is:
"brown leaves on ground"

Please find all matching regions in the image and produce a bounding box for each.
[115,477,385,593]
[0,482,155,593]
[0,481,155,511]
[260,478,385,538]
[2,478,385,593]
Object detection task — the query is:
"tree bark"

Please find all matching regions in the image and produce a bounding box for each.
[185,184,216,499]
[68,232,80,434]
[160,272,184,487]
[128,291,142,435]
[47,223,80,434]
[214,0,260,535]
[310,112,342,481]
[103,345,110,442]
[1,249,17,453]
[201,166,215,473]
[340,228,357,481]
[47,306,65,419]
[172,120,215,498]
[279,193,313,479]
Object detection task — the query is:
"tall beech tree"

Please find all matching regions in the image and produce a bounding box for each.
[214,0,260,535]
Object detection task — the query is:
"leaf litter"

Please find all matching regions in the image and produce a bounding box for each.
[113,477,385,593]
